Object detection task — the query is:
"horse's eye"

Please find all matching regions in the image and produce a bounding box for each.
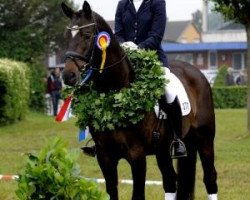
[82,33,91,40]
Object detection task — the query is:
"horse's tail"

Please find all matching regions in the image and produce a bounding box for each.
[176,138,197,200]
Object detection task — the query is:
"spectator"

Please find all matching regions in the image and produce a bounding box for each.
[47,67,62,116]
[236,69,247,85]
[225,67,235,86]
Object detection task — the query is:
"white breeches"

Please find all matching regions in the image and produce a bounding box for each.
[163,68,191,116]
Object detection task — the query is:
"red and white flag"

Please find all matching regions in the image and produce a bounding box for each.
[55,96,72,122]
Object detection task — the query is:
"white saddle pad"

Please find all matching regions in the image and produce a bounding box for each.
[164,68,191,116]
[160,67,191,116]
[154,68,191,117]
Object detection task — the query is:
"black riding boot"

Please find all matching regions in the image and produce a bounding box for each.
[81,139,96,157]
[168,97,187,159]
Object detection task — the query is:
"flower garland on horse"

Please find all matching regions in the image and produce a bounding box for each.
[65,48,166,132]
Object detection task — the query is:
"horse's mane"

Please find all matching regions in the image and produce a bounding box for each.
[92,11,135,81]
[93,12,114,35]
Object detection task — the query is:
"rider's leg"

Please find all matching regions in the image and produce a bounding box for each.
[167,97,187,158]
[81,144,96,157]
[164,68,187,158]
[81,136,96,157]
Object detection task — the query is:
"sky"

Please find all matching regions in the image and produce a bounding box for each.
[73,0,203,21]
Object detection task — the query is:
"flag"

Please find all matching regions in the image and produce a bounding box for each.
[55,96,72,122]
[79,127,89,141]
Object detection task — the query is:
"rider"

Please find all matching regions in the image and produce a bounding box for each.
[82,0,187,158]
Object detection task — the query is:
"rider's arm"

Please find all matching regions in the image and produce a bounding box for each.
[138,0,166,50]
[115,0,126,43]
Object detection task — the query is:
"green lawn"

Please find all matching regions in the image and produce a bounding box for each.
[0,109,249,200]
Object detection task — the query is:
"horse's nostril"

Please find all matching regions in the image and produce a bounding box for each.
[70,72,76,79]
[63,71,77,86]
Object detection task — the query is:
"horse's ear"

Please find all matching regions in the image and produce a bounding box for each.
[82,1,92,19]
[61,2,74,19]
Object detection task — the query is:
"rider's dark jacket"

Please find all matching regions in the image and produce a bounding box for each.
[115,0,168,67]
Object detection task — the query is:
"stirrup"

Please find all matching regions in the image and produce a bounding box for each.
[169,138,187,159]
[81,139,96,157]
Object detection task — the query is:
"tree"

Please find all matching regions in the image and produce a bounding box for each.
[0,0,74,62]
[192,10,202,32]
[207,12,225,31]
[209,0,250,131]
[0,0,75,111]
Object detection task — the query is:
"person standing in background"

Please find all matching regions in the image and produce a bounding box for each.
[225,67,235,86]
[236,69,247,85]
[47,67,62,116]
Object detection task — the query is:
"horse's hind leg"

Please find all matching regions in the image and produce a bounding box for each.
[96,152,119,200]
[197,128,218,199]
[156,145,177,199]
[177,136,197,200]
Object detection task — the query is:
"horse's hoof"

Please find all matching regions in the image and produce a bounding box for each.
[170,139,187,159]
[81,146,96,157]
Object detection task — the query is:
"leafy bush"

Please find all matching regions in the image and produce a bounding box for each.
[212,86,247,108]
[0,59,30,126]
[27,62,47,112]
[16,137,109,200]
[213,65,228,87]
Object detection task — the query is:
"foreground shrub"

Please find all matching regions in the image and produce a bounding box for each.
[0,59,30,126]
[16,137,109,200]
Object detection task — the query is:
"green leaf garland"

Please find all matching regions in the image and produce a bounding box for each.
[72,49,167,132]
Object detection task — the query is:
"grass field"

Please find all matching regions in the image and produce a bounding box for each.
[0,109,249,200]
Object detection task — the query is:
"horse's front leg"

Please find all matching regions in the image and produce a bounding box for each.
[96,150,119,200]
[127,147,146,200]
[156,145,177,200]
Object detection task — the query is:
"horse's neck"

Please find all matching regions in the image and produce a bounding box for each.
[93,45,132,92]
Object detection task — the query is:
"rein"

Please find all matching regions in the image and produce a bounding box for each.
[76,54,127,86]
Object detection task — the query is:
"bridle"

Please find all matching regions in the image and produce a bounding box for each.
[65,22,97,71]
[64,17,127,86]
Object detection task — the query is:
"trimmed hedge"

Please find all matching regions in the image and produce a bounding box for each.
[0,59,30,126]
[212,86,247,108]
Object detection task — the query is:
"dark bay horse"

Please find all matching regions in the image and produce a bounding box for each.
[61,1,218,200]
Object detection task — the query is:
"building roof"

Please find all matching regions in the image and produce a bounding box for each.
[164,20,191,42]
[219,22,245,30]
[162,42,247,52]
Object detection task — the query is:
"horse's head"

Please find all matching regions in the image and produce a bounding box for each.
[62,1,133,91]
[61,1,109,86]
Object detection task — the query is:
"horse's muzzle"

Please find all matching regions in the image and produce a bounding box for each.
[63,70,78,86]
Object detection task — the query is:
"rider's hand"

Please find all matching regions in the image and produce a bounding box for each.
[121,41,138,50]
